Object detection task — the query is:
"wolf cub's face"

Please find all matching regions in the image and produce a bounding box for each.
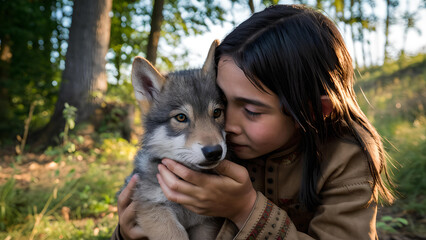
[147,76,226,170]
[131,40,226,170]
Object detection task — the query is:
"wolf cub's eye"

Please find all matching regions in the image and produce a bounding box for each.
[174,114,187,122]
[213,109,222,118]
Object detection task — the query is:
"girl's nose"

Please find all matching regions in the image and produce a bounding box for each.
[224,108,242,135]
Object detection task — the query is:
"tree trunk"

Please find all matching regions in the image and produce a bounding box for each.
[248,0,255,14]
[0,35,12,136]
[316,0,323,9]
[0,36,12,63]
[384,0,391,62]
[114,50,122,83]
[360,28,368,67]
[349,0,358,68]
[33,0,112,147]
[146,0,165,66]
[358,2,367,67]
[368,32,374,66]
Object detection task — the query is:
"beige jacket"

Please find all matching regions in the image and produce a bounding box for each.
[112,130,379,240]
[216,133,378,239]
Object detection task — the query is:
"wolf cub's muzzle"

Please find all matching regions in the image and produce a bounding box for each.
[201,144,223,163]
[195,144,225,169]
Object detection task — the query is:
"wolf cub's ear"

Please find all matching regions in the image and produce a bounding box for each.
[202,39,220,77]
[131,57,165,110]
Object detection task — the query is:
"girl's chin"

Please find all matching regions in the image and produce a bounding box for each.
[228,143,264,159]
[232,148,261,160]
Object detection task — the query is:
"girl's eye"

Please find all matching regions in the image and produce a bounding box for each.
[174,114,187,122]
[213,108,222,118]
[245,108,261,117]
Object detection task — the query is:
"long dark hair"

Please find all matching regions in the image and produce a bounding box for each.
[215,4,394,210]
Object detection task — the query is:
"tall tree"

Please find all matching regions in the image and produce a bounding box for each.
[333,0,345,23]
[248,0,255,13]
[34,0,113,146]
[146,0,165,65]
[125,0,229,69]
[384,0,399,62]
[109,0,148,83]
[349,0,358,68]
[352,0,376,67]
[400,0,420,57]
[0,0,60,140]
[316,0,324,9]
[357,0,368,67]
[361,0,379,66]
[109,0,231,76]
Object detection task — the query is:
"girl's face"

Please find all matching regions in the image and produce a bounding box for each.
[217,56,300,159]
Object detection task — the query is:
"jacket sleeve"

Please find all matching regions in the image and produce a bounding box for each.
[230,192,309,239]
[231,185,376,240]
[221,142,378,239]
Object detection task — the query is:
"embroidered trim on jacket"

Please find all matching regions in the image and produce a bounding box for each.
[247,200,273,239]
[277,215,291,239]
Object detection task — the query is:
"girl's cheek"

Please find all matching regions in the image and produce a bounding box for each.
[247,124,273,144]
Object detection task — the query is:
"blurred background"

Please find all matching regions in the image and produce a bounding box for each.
[0,0,425,239]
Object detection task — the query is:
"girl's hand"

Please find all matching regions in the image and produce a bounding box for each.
[157,159,257,229]
[117,174,147,240]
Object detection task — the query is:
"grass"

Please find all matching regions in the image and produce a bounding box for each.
[0,53,425,239]
[356,53,426,236]
[0,133,137,239]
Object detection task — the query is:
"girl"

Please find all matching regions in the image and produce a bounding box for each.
[114,4,394,239]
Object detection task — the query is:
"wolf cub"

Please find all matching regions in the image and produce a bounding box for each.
[121,40,226,240]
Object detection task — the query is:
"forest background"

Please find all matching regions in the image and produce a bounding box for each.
[0,0,425,239]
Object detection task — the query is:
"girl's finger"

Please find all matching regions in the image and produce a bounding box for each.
[119,201,147,239]
[157,163,203,197]
[120,201,138,226]
[124,226,147,240]
[118,174,139,213]
[160,159,208,186]
[181,204,207,216]
[156,172,200,206]
[214,160,248,183]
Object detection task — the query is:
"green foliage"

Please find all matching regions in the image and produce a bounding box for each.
[42,102,79,160]
[109,0,149,83]
[377,215,409,233]
[0,127,136,238]
[63,103,77,127]
[62,102,77,146]
[27,185,75,240]
[1,1,425,238]
[389,117,426,214]
[356,53,426,221]
[0,177,109,239]
[0,178,21,231]
[108,0,230,79]
[96,92,137,142]
[99,108,129,137]
[98,137,138,164]
[105,76,135,105]
[15,100,41,155]
[0,0,72,140]
[0,0,237,144]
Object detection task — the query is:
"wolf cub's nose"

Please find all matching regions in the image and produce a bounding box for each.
[202,145,223,162]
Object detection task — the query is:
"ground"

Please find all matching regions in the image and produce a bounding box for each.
[0,147,425,239]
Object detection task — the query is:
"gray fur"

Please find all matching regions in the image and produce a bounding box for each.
[121,41,224,240]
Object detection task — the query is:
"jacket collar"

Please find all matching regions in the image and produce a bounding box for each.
[239,144,300,166]
[265,144,300,165]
